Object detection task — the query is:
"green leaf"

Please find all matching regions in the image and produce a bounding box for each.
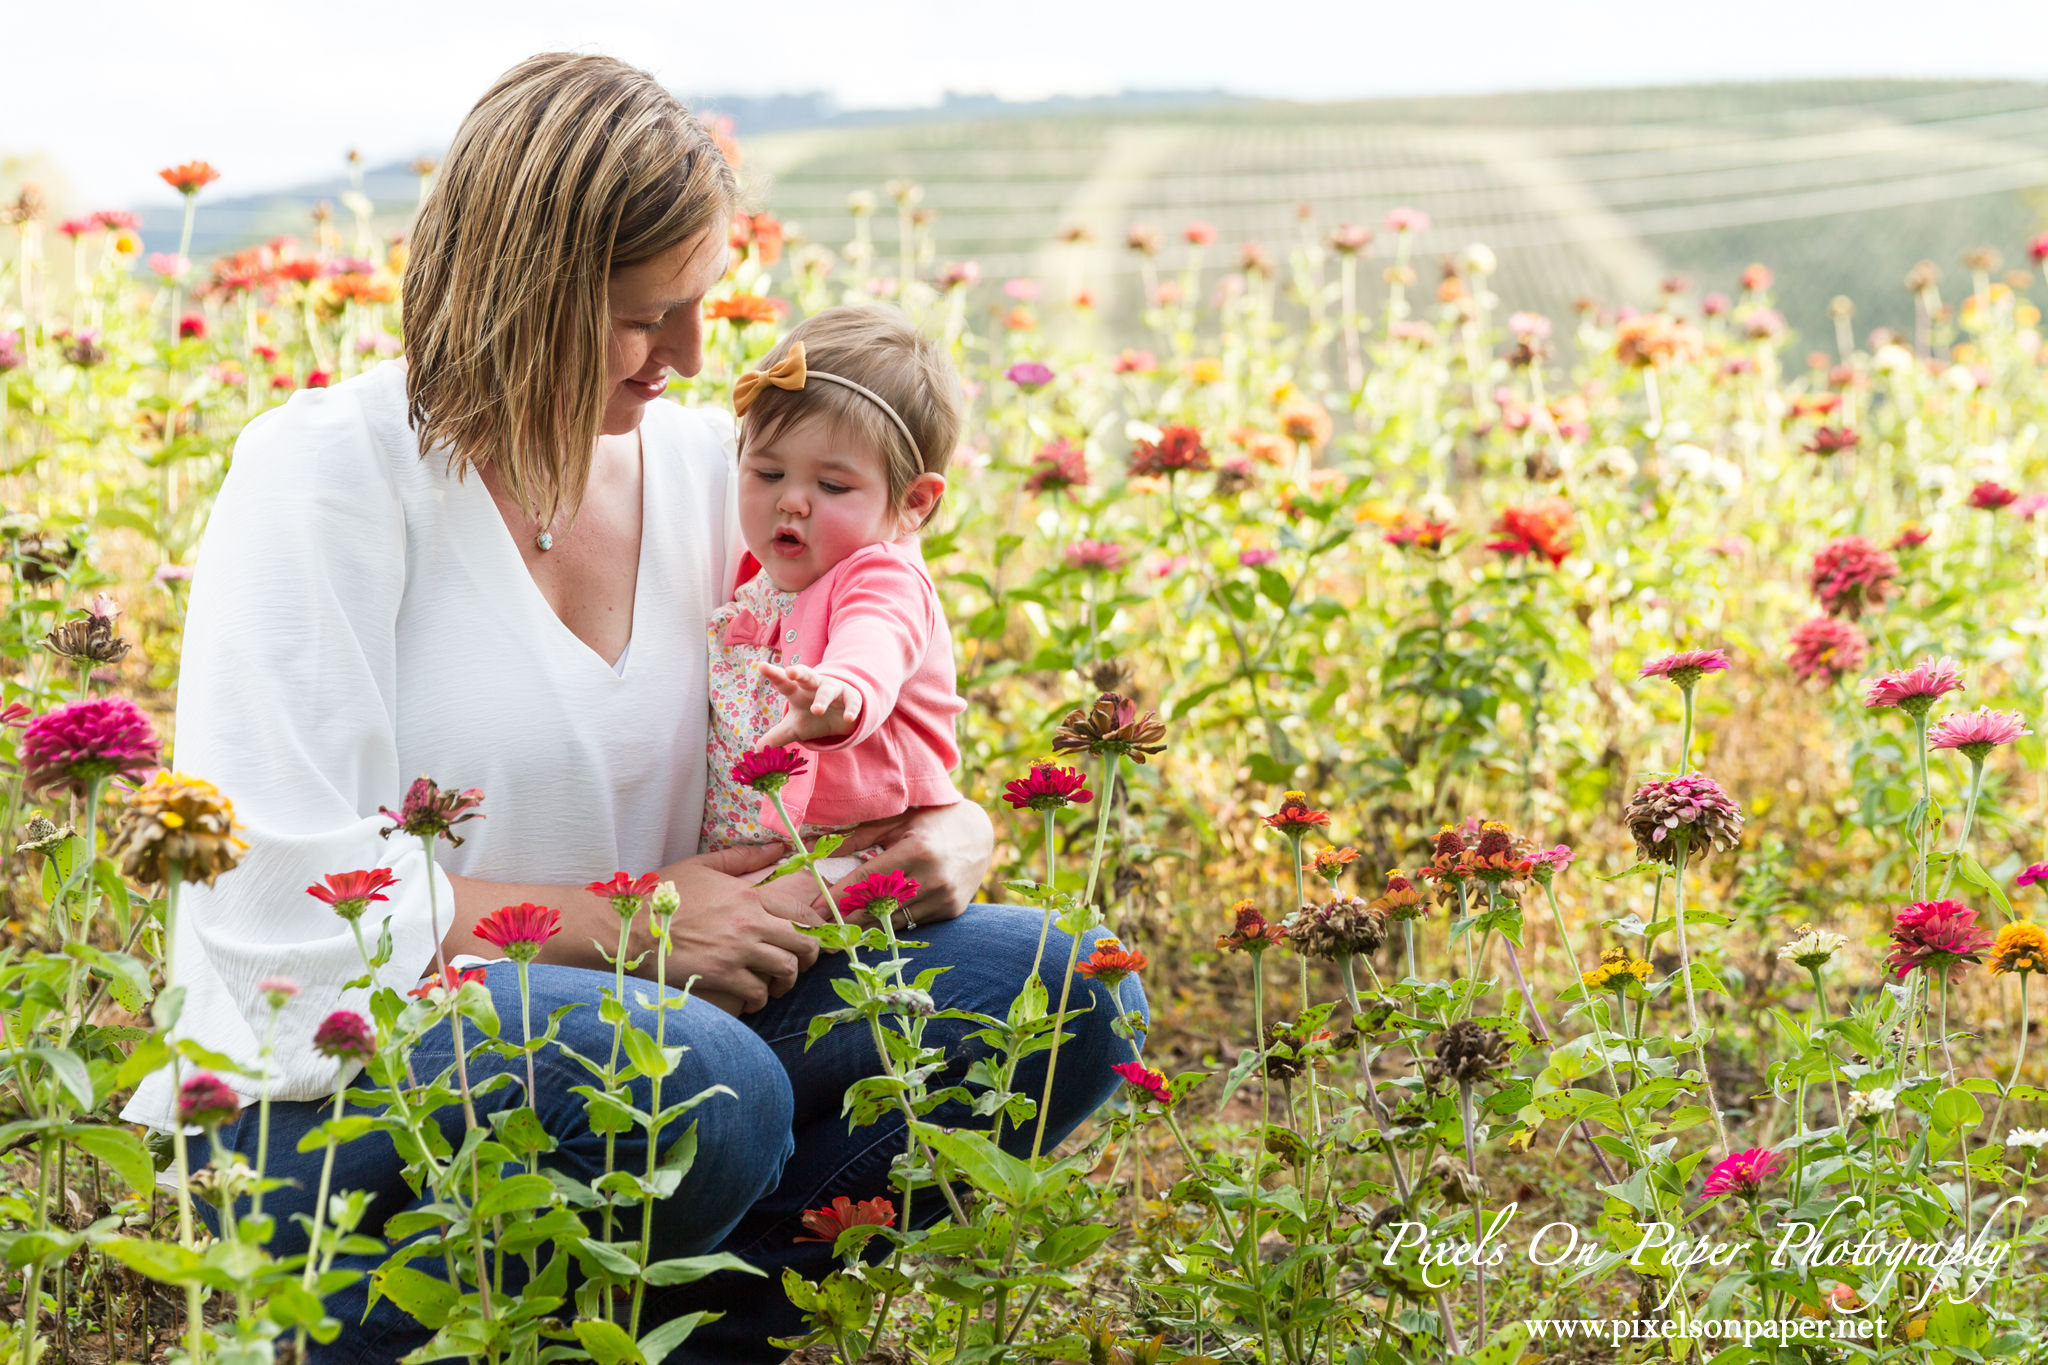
[577,1236,643,1278]
[913,1123,1037,1206]
[638,1312,718,1365]
[473,1172,555,1220]
[641,1251,761,1286]
[622,1027,677,1080]
[1930,1087,1983,1133]
[1033,1223,1113,1267]
[100,1237,208,1286]
[574,1319,646,1365]
[64,1124,153,1194]
[370,1265,460,1329]
[29,1046,95,1110]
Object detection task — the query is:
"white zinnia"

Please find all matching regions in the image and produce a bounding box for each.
[2007,1128,2048,1150]
[1844,1088,1896,1123]
[1779,927,1848,969]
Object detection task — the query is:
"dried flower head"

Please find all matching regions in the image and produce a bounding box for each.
[474,903,563,962]
[1217,900,1287,954]
[378,776,485,847]
[1788,617,1868,685]
[1111,1061,1171,1106]
[1639,649,1731,690]
[1289,894,1388,960]
[42,599,129,667]
[1622,774,1745,864]
[17,817,72,858]
[1423,1020,1509,1089]
[1808,537,1897,620]
[795,1195,896,1244]
[312,1010,377,1062]
[1078,935,1150,986]
[1863,656,1965,718]
[1988,921,2048,976]
[308,868,399,923]
[20,697,160,794]
[1581,947,1652,992]
[1051,692,1167,765]
[1701,1148,1784,1199]
[110,771,246,887]
[1779,927,1848,970]
[1927,707,2030,761]
[1886,900,1994,980]
[1261,791,1331,840]
[1001,760,1094,812]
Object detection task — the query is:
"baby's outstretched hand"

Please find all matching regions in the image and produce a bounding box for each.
[758,663,863,747]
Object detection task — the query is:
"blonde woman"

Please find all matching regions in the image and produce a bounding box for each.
[130,53,1141,1363]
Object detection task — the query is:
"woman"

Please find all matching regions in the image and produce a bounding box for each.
[126,53,1140,1363]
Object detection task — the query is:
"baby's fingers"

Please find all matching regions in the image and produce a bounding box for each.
[758,714,800,748]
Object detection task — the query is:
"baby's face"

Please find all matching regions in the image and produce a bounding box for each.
[738,415,901,592]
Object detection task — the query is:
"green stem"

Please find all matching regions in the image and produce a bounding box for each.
[1670,837,1729,1151]
[1991,972,2029,1137]
[1031,750,1118,1162]
[1935,754,1986,900]
[299,1082,349,1293]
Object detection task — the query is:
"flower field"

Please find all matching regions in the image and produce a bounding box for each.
[3,153,2048,1364]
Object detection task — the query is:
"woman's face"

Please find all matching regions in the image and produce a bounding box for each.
[603,226,729,435]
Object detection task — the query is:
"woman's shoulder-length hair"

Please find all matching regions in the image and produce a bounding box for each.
[402,52,735,524]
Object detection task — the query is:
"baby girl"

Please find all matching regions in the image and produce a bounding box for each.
[701,305,967,899]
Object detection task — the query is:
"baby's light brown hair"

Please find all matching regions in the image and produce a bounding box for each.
[737,305,963,524]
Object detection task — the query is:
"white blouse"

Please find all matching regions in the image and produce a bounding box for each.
[125,361,739,1129]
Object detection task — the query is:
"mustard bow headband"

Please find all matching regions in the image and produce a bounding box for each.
[732,340,920,457]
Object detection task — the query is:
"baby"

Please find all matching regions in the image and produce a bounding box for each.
[701,305,967,892]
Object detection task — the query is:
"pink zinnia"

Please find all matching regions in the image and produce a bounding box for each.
[2,702,32,727]
[2018,863,2048,890]
[1639,648,1730,689]
[1528,845,1574,885]
[2014,493,2048,520]
[312,1010,377,1061]
[1787,618,1868,685]
[474,902,563,960]
[1927,707,2030,760]
[1112,1061,1172,1106]
[1383,207,1429,233]
[1238,547,1278,567]
[1023,440,1088,494]
[178,1073,240,1129]
[731,744,807,793]
[1967,481,2018,511]
[1892,525,1932,550]
[378,776,485,846]
[839,869,920,917]
[257,977,300,1006]
[1183,221,1217,246]
[1064,540,1126,573]
[1701,1148,1784,1199]
[308,867,399,922]
[1886,899,1994,980]
[1863,656,1964,717]
[1001,761,1094,812]
[1005,360,1054,392]
[1808,536,1897,619]
[20,696,160,794]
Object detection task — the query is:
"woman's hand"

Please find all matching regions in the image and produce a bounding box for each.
[810,802,994,928]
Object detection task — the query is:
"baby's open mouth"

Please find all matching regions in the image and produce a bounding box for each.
[771,527,806,555]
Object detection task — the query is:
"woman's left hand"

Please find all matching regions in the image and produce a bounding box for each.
[810,802,994,928]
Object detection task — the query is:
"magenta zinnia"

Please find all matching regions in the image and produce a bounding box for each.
[20,696,160,794]
[1808,536,1897,619]
[1001,760,1094,811]
[1863,656,1964,717]
[1111,1061,1172,1106]
[1885,899,1995,980]
[2021,863,2048,891]
[838,869,920,917]
[178,1073,240,1129]
[1967,480,2018,510]
[312,1010,377,1061]
[1639,648,1730,689]
[1787,617,1868,685]
[379,776,485,846]
[1926,707,2030,760]
[731,744,807,794]
[1004,360,1055,391]
[1701,1148,1784,1199]
[474,902,563,961]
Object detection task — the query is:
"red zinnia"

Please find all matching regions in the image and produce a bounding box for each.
[1486,500,1574,567]
[307,867,399,922]
[587,872,660,919]
[474,902,563,961]
[1261,791,1331,839]
[1217,900,1287,953]
[1892,525,1932,550]
[409,965,489,999]
[1808,536,1897,619]
[1111,1061,1172,1106]
[20,696,160,794]
[1001,760,1094,812]
[178,1072,240,1129]
[312,1010,377,1061]
[1803,426,1859,456]
[159,161,222,195]
[795,1195,896,1244]
[1023,440,1089,494]
[1128,425,1212,478]
[1968,480,2019,511]
[838,870,920,917]
[379,776,485,846]
[1077,935,1149,986]
[731,744,807,794]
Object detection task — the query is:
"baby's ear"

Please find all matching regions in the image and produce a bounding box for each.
[899,473,947,531]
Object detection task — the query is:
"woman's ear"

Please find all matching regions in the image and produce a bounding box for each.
[900,472,947,531]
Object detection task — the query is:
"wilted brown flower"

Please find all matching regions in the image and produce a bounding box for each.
[18,816,73,857]
[1289,894,1387,960]
[43,597,129,666]
[1429,1153,1486,1202]
[1423,1020,1510,1089]
[110,771,247,887]
[1051,692,1166,764]
[1622,774,1744,865]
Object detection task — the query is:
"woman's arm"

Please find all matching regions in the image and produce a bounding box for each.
[443,843,824,1014]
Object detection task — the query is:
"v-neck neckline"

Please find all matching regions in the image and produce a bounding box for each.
[477,427,652,680]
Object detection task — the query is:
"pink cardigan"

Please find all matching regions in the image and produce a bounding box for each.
[732,538,964,834]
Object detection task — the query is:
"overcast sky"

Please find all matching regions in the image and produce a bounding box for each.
[11,0,2048,209]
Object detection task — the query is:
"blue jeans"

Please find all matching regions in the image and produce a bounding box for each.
[206,905,1145,1364]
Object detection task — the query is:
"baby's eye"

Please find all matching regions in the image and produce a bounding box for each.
[819,482,850,495]
[753,468,783,482]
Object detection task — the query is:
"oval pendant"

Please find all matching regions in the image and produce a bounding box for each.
[534,531,553,551]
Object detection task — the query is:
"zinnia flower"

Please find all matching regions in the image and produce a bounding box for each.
[1217,900,1286,953]
[1892,525,1932,550]
[1808,537,1897,619]
[1967,481,2018,511]
[2020,863,2048,891]
[1305,845,1360,883]
[1383,207,1429,233]
[178,1073,240,1129]
[1127,425,1212,478]
[1528,845,1574,885]
[1023,440,1088,494]
[159,161,222,195]
[1803,426,1859,456]
[409,965,490,999]
[1077,935,1149,985]
[1261,791,1330,839]
[1422,1020,1508,1088]
[1005,361,1055,392]
[1885,900,1994,980]
[2008,1127,2048,1149]
[1050,693,1166,764]
[1988,922,2048,976]
[705,294,782,327]
[258,977,300,1007]
[1289,894,1387,960]
[838,869,920,918]
[1843,1088,1896,1124]
[312,1010,377,1062]
[795,1195,895,1244]
[1787,618,1868,685]
[1369,870,1427,921]
[20,696,160,794]
[308,867,399,922]
[1279,403,1332,447]
[379,776,485,846]
[43,598,129,667]
[110,771,246,887]
[1111,1061,1171,1106]
[730,745,807,793]
[474,903,563,962]
[1927,707,2029,760]
[1863,656,1965,717]
[1463,821,1533,883]
[1701,1148,1784,1199]
[1639,649,1730,689]
[1623,774,1744,864]
[1778,927,1847,970]
[587,872,661,918]
[1064,540,1126,573]
[1582,948,1652,992]
[1002,761,1093,813]
[1486,500,1574,567]
[1384,518,1452,552]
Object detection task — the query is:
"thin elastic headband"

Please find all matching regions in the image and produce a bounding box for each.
[731,340,919,458]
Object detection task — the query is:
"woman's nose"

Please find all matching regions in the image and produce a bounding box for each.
[657,310,704,378]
